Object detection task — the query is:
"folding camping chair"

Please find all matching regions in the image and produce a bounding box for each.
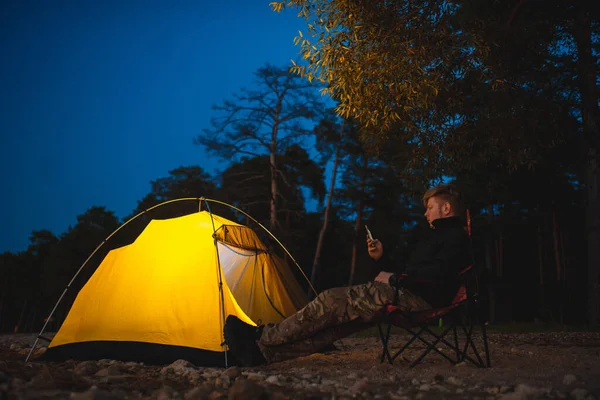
[377,267,491,368]
[377,211,491,368]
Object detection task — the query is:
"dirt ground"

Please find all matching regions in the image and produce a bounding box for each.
[1,330,599,399]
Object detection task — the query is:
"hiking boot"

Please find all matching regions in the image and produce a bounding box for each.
[224,315,266,367]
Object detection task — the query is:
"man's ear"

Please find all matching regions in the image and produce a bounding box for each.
[443,202,451,215]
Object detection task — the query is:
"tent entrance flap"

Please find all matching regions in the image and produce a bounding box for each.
[214,225,268,252]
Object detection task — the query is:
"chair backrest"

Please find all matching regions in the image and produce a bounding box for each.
[460,210,487,323]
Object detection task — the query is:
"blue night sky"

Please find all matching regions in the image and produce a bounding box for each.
[0,0,310,253]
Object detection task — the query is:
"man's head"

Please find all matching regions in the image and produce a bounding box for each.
[422,184,463,226]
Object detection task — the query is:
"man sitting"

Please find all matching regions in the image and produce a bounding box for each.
[224,183,471,366]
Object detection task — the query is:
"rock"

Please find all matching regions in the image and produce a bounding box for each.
[123,361,140,368]
[184,387,212,400]
[246,372,266,382]
[26,390,66,398]
[486,386,500,394]
[228,379,269,400]
[500,385,512,393]
[456,388,464,394]
[418,384,430,391]
[563,374,577,385]
[94,365,121,377]
[432,384,449,392]
[70,385,124,400]
[0,371,10,384]
[153,386,177,400]
[222,366,242,378]
[187,371,203,384]
[0,371,11,394]
[411,378,420,385]
[32,347,47,357]
[98,374,136,384]
[215,376,231,388]
[321,378,337,387]
[161,359,197,376]
[350,377,369,395]
[570,388,589,400]
[207,390,227,400]
[74,361,99,376]
[202,369,222,379]
[446,376,463,386]
[498,383,550,400]
[265,375,281,385]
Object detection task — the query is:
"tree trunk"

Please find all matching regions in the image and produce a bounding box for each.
[559,232,568,325]
[14,299,28,333]
[0,296,4,332]
[537,225,545,312]
[269,147,278,231]
[573,8,600,327]
[348,199,365,286]
[494,238,503,277]
[348,157,368,286]
[484,205,494,274]
[585,151,600,326]
[552,210,561,282]
[310,121,345,295]
[269,98,282,232]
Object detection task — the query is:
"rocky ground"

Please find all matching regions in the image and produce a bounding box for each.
[1,331,599,399]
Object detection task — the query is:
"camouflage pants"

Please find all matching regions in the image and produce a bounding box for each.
[257,281,430,363]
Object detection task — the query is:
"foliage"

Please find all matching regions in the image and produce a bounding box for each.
[271,1,482,131]
[128,165,217,221]
[196,64,326,159]
[271,0,591,176]
[195,63,328,229]
[219,146,325,224]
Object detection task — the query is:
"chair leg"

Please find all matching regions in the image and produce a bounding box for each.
[461,323,485,367]
[452,326,460,362]
[408,326,460,367]
[436,327,484,367]
[481,322,492,367]
[391,326,423,362]
[377,322,394,364]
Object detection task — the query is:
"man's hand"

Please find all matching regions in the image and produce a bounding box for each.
[374,271,393,284]
[367,238,383,261]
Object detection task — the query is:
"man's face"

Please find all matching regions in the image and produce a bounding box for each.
[424,196,449,226]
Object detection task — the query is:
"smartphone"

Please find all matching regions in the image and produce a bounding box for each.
[365,225,374,241]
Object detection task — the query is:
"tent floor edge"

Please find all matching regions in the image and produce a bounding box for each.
[39,341,237,367]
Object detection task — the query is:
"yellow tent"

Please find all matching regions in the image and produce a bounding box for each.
[41,210,308,366]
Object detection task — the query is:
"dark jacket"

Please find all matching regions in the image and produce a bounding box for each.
[373,216,471,307]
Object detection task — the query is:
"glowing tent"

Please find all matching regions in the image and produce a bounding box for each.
[34,204,309,366]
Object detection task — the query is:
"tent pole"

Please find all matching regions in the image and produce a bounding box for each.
[203,198,229,368]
